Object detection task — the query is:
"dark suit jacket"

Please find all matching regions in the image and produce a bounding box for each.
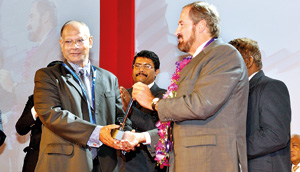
[15,95,42,172]
[247,70,291,172]
[33,61,124,172]
[121,83,166,172]
[157,38,249,172]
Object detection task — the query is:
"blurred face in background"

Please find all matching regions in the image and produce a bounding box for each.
[27,2,42,42]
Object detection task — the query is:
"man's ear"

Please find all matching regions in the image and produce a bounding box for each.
[155,69,160,77]
[41,11,50,24]
[247,56,254,69]
[59,39,63,49]
[89,36,93,48]
[196,19,207,33]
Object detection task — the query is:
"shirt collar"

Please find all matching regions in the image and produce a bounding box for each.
[249,71,259,81]
[292,164,299,171]
[148,82,154,89]
[193,39,210,58]
[68,60,91,76]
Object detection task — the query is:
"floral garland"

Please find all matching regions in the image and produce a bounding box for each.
[155,56,192,168]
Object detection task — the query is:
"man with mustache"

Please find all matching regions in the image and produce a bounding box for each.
[119,50,166,172]
[128,1,249,171]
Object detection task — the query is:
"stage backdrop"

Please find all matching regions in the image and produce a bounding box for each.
[0,0,99,171]
[1,0,299,171]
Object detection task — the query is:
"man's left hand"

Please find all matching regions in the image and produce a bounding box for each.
[119,86,131,112]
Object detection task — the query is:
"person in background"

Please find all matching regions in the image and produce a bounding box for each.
[291,134,300,172]
[119,50,166,172]
[15,60,62,172]
[0,52,16,113]
[229,37,291,172]
[33,20,135,172]
[14,0,63,105]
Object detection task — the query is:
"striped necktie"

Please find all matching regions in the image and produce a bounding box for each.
[79,69,92,104]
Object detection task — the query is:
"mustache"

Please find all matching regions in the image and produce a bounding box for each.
[136,73,147,77]
[177,34,183,40]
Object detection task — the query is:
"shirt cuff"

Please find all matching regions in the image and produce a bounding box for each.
[31,107,37,120]
[142,132,151,145]
[87,126,103,147]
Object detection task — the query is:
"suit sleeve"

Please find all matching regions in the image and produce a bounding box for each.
[147,128,160,157]
[129,107,158,131]
[34,69,95,148]
[157,45,246,122]
[115,79,125,120]
[247,80,291,159]
[128,87,165,131]
[15,95,35,135]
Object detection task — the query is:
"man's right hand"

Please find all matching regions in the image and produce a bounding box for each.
[99,124,123,149]
[123,131,146,144]
[132,82,154,110]
[99,124,139,152]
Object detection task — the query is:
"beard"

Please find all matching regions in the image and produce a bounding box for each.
[177,28,196,53]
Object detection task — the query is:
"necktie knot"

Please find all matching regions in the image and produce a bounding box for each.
[79,69,87,87]
[79,69,85,77]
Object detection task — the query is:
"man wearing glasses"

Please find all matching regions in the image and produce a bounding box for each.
[119,50,166,172]
[33,20,135,172]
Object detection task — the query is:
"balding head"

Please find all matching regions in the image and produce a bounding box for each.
[60,20,90,38]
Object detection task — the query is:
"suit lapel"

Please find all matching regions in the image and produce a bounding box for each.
[62,61,88,103]
[66,74,83,95]
[150,83,159,95]
[94,67,105,110]
[179,38,223,83]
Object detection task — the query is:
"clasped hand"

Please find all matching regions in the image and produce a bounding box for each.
[99,124,143,152]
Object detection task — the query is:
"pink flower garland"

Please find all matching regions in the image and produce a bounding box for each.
[155,56,192,168]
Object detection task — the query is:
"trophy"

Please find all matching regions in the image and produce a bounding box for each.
[111,98,135,140]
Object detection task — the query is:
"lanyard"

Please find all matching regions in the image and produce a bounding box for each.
[62,63,96,124]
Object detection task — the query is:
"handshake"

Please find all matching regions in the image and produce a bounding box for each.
[99,124,147,152]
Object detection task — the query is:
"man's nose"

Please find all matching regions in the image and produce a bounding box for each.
[136,65,147,71]
[137,67,145,72]
[175,26,180,36]
[71,41,79,48]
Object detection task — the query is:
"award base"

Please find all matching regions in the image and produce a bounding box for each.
[111,129,124,140]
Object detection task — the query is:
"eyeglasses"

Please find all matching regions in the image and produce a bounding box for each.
[63,37,88,47]
[133,63,153,70]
